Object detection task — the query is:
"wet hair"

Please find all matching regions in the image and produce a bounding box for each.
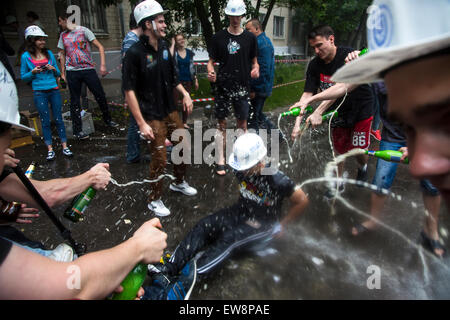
[129,12,137,30]
[308,25,334,40]
[247,18,262,31]
[26,11,39,21]
[0,122,12,136]
[57,12,71,21]
[138,16,153,31]
[26,36,49,59]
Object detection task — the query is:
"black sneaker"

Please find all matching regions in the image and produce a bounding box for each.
[46,150,56,161]
[74,131,89,140]
[166,260,197,300]
[105,120,119,128]
[356,164,368,184]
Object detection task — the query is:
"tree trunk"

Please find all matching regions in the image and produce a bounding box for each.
[194,0,214,48]
[262,0,276,31]
[254,0,262,18]
[209,0,223,33]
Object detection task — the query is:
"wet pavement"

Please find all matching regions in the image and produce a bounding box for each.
[12,107,450,299]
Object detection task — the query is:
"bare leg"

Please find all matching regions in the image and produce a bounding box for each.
[422,193,443,257]
[352,192,387,235]
[216,119,227,175]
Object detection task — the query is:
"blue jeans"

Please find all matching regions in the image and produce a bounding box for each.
[248,94,275,132]
[126,113,141,162]
[33,89,67,146]
[372,140,440,197]
[66,69,111,135]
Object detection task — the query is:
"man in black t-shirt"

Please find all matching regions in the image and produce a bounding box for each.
[147,133,309,279]
[207,0,259,176]
[123,1,197,216]
[290,25,374,198]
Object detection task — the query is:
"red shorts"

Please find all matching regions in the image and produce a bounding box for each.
[332,116,373,154]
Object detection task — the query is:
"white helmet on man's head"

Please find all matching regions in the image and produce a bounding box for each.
[0,62,34,132]
[229,133,267,171]
[134,0,168,25]
[225,0,246,16]
[24,25,48,39]
[332,0,450,84]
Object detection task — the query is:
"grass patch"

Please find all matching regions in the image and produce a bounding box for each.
[265,81,305,112]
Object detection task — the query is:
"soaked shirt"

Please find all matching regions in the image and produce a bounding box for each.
[122,36,179,121]
[208,29,257,91]
[305,46,374,127]
[234,168,295,222]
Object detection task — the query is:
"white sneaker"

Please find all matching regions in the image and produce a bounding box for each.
[169,181,197,196]
[48,243,74,262]
[148,200,171,216]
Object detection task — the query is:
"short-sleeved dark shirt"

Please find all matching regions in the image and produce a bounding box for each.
[304,46,374,127]
[122,35,179,121]
[208,29,258,91]
[234,168,296,222]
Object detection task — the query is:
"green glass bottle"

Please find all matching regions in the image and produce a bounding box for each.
[366,150,409,164]
[63,187,96,222]
[359,48,369,56]
[111,263,147,300]
[322,110,338,121]
[281,105,313,117]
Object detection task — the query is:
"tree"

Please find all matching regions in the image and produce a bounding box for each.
[285,0,372,56]
[98,0,284,48]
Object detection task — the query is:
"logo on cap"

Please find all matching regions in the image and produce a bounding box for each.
[367,4,393,49]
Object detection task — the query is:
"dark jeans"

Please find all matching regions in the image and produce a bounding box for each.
[66,69,111,135]
[126,113,141,162]
[248,94,275,132]
[167,203,276,276]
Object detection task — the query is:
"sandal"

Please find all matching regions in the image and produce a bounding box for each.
[420,231,446,258]
[216,164,226,176]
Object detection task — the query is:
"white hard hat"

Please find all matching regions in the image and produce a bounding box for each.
[134,0,168,25]
[5,16,17,25]
[228,133,267,171]
[24,25,48,39]
[332,0,450,84]
[225,0,246,16]
[0,62,34,132]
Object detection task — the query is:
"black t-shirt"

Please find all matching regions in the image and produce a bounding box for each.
[373,82,406,143]
[122,35,179,121]
[234,168,296,222]
[208,29,258,90]
[305,46,374,127]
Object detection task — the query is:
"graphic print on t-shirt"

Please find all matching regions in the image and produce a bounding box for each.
[227,38,241,55]
[239,180,275,206]
[61,28,94,69]
[320,73,334,91]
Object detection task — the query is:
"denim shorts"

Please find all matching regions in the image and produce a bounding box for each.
[372,140,440,197]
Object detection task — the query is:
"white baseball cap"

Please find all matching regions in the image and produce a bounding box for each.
[134,0,168,25]
[225,0,246,16]
[0,62,34,132]
[332,0,450,84]
[229,133,267,171]
[24,25,48,39]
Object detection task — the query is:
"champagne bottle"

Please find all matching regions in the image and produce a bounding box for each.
[281,106,313,117]
[0,162,36,222]
[322,110,338,121]
[359,48,369,56]
[63,187,96,222]
[111,263,147,300]
[366,150,409,164]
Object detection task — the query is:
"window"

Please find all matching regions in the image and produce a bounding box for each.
[273,16,284,38]
[259,13,266,25]
[187,16,202,36]
[55,0,108,34]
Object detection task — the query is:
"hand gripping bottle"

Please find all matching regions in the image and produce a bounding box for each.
[0,162,36,221]
[321,110,338,121]
[366,150,409,164]
[63,187,96,222]
[281,105,313,117]
[111,263,147,300]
